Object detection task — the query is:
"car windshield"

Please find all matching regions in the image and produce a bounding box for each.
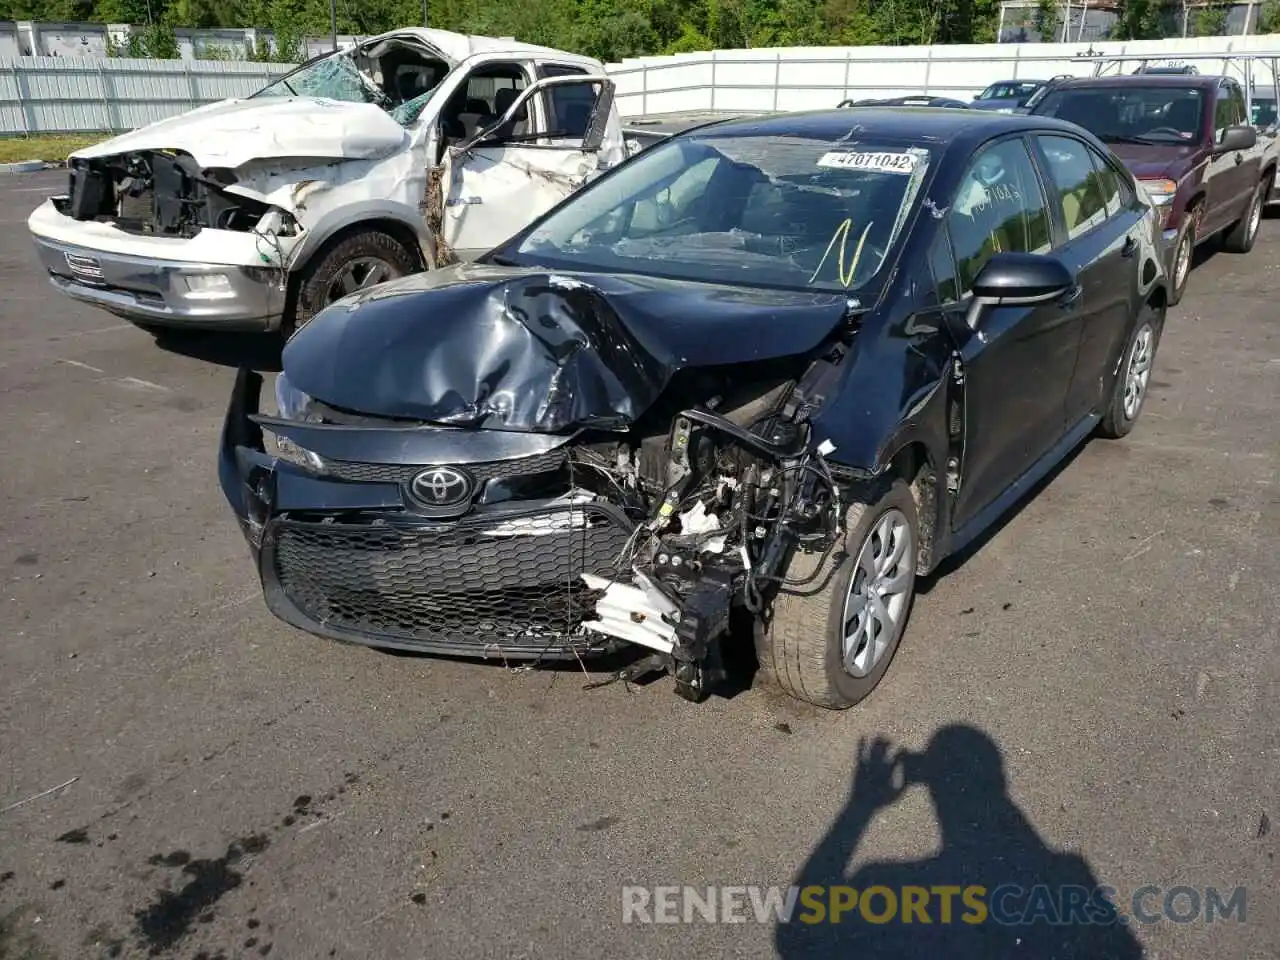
[251,48,448,126]
[1253,97,1277,126]
[980,82,1039,100]
[255,53,389,105]
[511,133,932,294]
[1035,86,1205,143]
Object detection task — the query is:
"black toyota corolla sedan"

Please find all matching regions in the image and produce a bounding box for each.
[220,108,1169,708]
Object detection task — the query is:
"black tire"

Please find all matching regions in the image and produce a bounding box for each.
[291,229,419,332]
[754,480,919,709]
[1221,179,1265,254]
[1166,215,1194,307]
[1097,303,1163,440]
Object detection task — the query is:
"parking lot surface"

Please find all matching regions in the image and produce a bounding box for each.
[0,169,1276,959]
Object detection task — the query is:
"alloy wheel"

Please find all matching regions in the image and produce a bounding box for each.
[1173,232,1192,294]
[841,508,914,678]
[1247,192,1262,244]
[324,256,395,305]
[1122,322,1155,421]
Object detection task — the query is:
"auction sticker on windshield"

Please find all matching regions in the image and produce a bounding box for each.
[817,151,919,174]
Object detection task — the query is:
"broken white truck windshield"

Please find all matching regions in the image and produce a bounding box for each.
[514,134,931,293]
[251,42,451,127]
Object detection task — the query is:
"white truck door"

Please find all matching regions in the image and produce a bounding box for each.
[439,76,617,261]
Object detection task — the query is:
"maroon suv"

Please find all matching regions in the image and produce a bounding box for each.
[1031,75,1276,303]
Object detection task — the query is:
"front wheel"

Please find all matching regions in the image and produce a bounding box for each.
[1097,304,1163,440]
[1166,216,1194,306]
[291,229,419,333]
[753,480,919,709]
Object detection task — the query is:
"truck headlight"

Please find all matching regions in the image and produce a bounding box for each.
[1138,178,1177,226]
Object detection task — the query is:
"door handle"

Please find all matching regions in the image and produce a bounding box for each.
[1057,283,1083,308]
[1121,235,1138,258]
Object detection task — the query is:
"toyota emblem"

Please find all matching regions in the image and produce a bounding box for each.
[409,466,475,507]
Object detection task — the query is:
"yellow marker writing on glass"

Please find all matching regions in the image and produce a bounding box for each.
[810,218,875,288]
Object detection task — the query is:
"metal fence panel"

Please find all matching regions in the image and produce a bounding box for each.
[0,56,295,135]
[5,32,1280,136]
[606,34,1280,118]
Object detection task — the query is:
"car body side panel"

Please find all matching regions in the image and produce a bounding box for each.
[809,299,953,485]
[441,147,602,260]
[948,294,1081,529]
[1061,203,1152,422]
[1202,107,1248,236]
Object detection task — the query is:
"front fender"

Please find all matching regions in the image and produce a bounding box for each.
[811,316,953,479]
[286,198,436,271]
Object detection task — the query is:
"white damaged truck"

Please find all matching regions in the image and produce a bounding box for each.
[28,28,627,335]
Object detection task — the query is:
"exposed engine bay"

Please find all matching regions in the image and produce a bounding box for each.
[561,366,847,700]
[57,151,285,238]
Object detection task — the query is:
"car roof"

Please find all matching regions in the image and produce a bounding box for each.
[355,27,604,68]
[693,106,1078,143]
[1049,74,1225,91]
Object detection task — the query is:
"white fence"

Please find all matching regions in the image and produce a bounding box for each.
[4,33,1280,137]
[605,34,1280,117]
[0,56,294,135]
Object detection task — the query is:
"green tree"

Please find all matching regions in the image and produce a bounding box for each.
[1193,0,1228,35]
[1114,0,1166,38]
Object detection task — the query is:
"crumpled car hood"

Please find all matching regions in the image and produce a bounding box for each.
[68,97,409,169]
[282,263,850,433]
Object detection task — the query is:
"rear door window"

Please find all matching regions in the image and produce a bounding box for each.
[1036,135,1109,240]
[1087,145,1123,217]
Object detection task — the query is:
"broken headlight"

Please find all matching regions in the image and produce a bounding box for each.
[274,371,315,422]
[265,372,324,471]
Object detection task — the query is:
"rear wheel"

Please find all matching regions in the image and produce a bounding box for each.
[291,229,419,333]
[1221,179,1265,254]
[753,480,919,709]
[1097,303,1163,439]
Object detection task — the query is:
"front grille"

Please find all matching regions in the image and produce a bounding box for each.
[64,253,104,283]
[268,503,633,655]
[321,448,567,486]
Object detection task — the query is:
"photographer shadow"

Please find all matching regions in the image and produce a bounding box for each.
[775,725,1144,959]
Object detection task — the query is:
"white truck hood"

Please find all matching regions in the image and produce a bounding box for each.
[68,96,410,169]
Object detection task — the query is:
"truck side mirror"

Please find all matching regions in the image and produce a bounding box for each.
[1217,125,1257,153]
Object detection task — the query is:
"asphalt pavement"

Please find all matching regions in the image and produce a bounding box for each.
[0,169,1276,960]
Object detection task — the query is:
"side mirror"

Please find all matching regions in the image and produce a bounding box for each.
[966,252,1077,331]
[1217,124,1257,152]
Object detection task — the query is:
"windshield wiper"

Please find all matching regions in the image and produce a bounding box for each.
[1100,134,1160,144]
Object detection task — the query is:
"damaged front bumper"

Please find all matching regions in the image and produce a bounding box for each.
[33,235,284,330]
[220,368,637,660]
[30,190,295,331]
[221,362,844,701]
